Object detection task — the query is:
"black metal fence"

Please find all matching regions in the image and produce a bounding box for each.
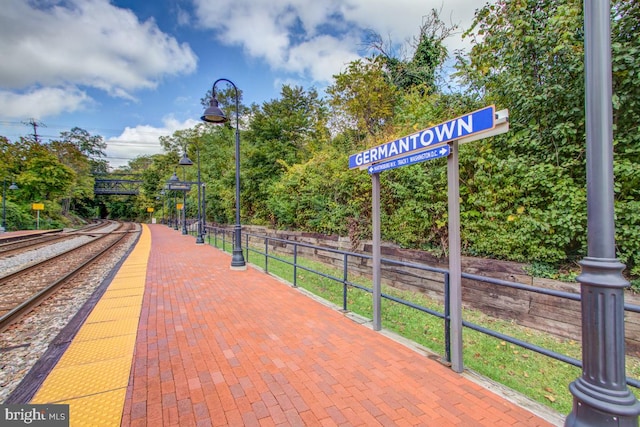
[201,225,640,388]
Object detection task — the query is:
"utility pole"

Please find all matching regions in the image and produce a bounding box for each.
[23,118,45,142]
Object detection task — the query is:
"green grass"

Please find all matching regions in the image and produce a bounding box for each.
[208,236,640,415]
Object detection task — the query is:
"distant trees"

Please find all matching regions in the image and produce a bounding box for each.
[0,128,104,229]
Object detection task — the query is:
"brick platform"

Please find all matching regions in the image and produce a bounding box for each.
[120,225,561,426]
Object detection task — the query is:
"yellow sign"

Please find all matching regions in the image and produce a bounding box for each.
[32,203,44,211]
[147,207,154,212]
[176,203,184,210]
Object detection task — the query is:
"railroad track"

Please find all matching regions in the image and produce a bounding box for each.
[0,221,138,332]
[0,220,109,258]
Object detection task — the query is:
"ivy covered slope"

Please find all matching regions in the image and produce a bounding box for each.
[1,1,638,286]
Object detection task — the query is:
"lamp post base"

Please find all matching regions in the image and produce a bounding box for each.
[196,223,204,245]
[567,378,640,426]
[566,257,640,426]
[231,249,246,270]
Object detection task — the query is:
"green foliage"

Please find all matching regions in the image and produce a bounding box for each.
[16,142,76,202]
[244,85,330,223]
[461,154,587,263]
[616,200,640,277]
[58,127,107,158]
[381,159,449,253]
[266,145,371,241]
[327,56,398,138]
[452,0,639,275]
[103,196,139,221]
[1,128,108,228]
[523,262,579,282]
[373,8,456,93]
[0,200,27,231]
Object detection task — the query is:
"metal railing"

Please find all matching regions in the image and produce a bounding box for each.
[203,225,640,388]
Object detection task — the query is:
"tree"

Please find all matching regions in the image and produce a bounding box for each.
[327,56,398,141]
[267,145,371,243]
[48,138,94,215]
[18,142,75,203]
[366,8,456,93]
[59,127,107,159]
[610,0,640,276]
[243,85,330,223]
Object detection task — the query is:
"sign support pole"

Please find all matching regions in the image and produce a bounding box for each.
[447,140,463,372]
[372,172,382,331]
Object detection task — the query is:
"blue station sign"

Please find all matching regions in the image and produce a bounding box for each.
[367,144,450,174]
[349,105,495,169]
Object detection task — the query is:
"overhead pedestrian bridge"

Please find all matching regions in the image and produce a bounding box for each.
[93,179,143,195]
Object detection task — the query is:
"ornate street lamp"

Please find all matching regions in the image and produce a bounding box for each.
[200,78,246,270]
[2,178,18,232]
[179,147,204,244]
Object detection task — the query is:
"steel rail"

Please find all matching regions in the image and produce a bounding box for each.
[0,222,118,286]
[0,222,134,331]
[0,220,108,256]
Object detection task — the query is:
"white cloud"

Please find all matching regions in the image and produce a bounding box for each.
[105,116,200,169]
[0,0,197,117]
[191,0,488,84]
[286,35,361,82]
[0,87,92,119]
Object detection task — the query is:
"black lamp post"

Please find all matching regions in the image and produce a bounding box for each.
[179,146,204,245]
[2,178,18,232]
[181,166,188,236]
[566,1,640,425]
[169,169,179,230]
[201,183,206,238]
[200,78,246,270]
[160,190,165,225]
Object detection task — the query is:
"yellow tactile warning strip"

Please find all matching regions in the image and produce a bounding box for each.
[30,225,151,427]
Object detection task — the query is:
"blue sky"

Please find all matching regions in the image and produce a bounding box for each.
[0,0,487,169]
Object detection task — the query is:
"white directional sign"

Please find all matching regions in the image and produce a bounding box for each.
[367,144,450,174]
[349,105,495,170]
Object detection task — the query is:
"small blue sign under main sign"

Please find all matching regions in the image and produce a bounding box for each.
[350,105,495,169]
[367,144,450,174]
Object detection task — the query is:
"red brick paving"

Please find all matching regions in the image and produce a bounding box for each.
[121,225,559,426]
